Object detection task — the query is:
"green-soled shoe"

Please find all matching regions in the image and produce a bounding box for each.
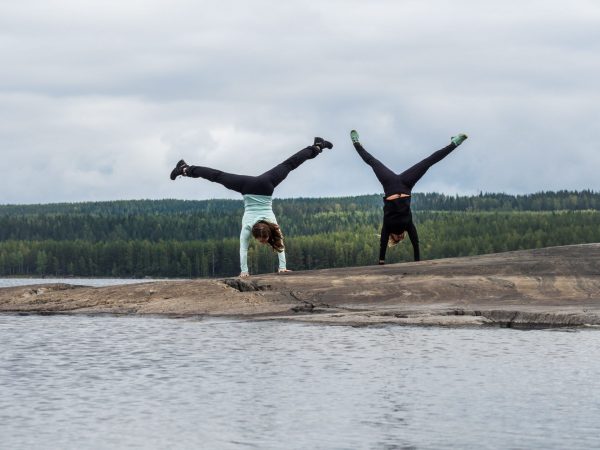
[451,133,468,146]
[350,129,360,144]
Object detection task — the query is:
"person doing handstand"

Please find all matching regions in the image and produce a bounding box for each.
[170,137,333,277]
[350,130,467,264]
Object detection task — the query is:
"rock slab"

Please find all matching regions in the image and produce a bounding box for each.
[2,244,600,328]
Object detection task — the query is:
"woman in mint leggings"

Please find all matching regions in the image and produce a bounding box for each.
[170,137,332,277]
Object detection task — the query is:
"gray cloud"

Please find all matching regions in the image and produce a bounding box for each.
[1,0,599,203]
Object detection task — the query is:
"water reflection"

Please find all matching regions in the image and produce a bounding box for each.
[0,315,599,449]
[0,278,160,288]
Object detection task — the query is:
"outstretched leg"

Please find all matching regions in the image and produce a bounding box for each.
[186,165,252,194]
[170,137,333,195]
[397,143,456,191]
[350,130,467,195]
[256,138,332,193]
[398,134,468,190]
[350,130,398,194]
[259,146,319,188]
[353,142,398,189]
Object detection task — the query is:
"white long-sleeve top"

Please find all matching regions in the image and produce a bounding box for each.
[239,194,286,274]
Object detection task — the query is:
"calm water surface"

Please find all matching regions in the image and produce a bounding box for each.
[1,278,600,449]
[0,278,159,288]
[1,314,599,450]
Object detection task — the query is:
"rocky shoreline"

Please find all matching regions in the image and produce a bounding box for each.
[2,243,600,328]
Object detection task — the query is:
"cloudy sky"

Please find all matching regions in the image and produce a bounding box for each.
[1,0,599,204]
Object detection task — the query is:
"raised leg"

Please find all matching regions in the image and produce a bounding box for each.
[397,143,456,191]
[354,142,399,193]
[186,166,252,194]
[258,145,322,190]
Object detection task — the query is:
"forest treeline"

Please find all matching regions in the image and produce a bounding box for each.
[1,191,599,277]
[2,190,600,218]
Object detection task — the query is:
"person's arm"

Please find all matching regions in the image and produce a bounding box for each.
[379,224,389,264]
[277,250,288,272]
[239,225,252,277]
[406,221,420,262]
[267,216,288,273]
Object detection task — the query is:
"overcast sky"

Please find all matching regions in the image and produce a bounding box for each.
[1,0,599,204]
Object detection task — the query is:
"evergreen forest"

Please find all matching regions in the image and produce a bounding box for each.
[1,191,599,278]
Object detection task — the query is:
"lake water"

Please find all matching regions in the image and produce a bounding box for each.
[0,278,159,288]
[1,310,599,449]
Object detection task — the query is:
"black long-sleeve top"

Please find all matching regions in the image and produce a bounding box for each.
[379,196,420,262]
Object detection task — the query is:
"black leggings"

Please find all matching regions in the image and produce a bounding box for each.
[354,142,456,197]
[187,146,321,195]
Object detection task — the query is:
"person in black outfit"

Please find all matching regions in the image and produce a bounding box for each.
[350,130,468,264]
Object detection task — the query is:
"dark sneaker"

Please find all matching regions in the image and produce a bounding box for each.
[451,133,468,146]
[170,159,189,180]
[350,129,360,144]
[313,137,333,150]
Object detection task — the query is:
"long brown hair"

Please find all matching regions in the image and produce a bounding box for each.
[251,220,285,253]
